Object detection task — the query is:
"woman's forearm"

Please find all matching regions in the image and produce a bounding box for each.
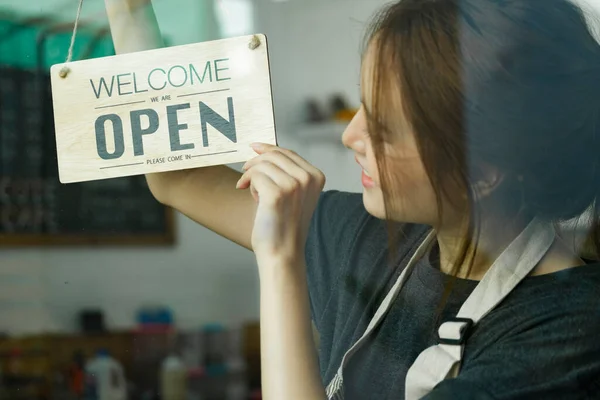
[258,257,327,400]
[104,0,164,54]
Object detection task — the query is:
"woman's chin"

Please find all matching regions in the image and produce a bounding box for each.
[362,191,386,219]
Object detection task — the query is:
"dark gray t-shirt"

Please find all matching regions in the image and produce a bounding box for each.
[305,190,600,399]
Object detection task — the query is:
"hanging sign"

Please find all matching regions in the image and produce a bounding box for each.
[50,34,276,184]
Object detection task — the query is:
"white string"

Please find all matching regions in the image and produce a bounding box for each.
[59,0,85,78]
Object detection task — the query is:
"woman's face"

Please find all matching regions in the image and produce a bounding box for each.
[341,45,438,225]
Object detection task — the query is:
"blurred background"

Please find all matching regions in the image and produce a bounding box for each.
[0,0,376,399]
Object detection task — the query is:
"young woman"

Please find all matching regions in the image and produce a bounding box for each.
[140,0,600,398]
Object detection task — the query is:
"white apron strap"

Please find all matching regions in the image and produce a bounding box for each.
[325,230,437,399]
[405,218,556,400]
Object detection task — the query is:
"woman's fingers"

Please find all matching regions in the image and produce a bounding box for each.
[246,171,279,203]
[249,143,319,173]
[243,153,307,189]
[243,144,297,172]
[236,161,299,200]
[243,143,325,189]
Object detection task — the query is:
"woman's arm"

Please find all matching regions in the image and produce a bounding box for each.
[147,167,256,250]
[237,143,327,399]
[104,0,256,250]
[259,257,327,400]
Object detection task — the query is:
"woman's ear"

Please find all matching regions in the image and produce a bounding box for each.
[472,162,505,198]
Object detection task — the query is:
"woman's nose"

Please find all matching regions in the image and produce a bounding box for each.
[342,109,367,153]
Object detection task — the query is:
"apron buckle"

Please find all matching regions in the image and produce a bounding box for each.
[437,317,474,345]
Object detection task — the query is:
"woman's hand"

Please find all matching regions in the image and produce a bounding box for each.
[236,143,328,400]
[236,142,326,265]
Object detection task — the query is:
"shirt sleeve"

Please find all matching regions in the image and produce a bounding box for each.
[304,190,368,330]
[421,297,600,400]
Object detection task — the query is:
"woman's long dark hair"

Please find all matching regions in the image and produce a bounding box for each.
[364,0,600,281]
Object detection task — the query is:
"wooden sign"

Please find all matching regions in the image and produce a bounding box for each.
[50,34,276,184]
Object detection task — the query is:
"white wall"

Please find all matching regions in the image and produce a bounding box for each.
[0,0,380,334]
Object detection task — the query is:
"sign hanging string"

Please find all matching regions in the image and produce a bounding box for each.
[59,0,85,78]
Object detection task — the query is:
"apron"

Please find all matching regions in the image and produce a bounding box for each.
[325,217,556,400]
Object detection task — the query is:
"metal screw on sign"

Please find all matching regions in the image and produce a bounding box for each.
[249,35,261,50]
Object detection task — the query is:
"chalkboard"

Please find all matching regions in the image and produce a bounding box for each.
[0,67,175,246]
